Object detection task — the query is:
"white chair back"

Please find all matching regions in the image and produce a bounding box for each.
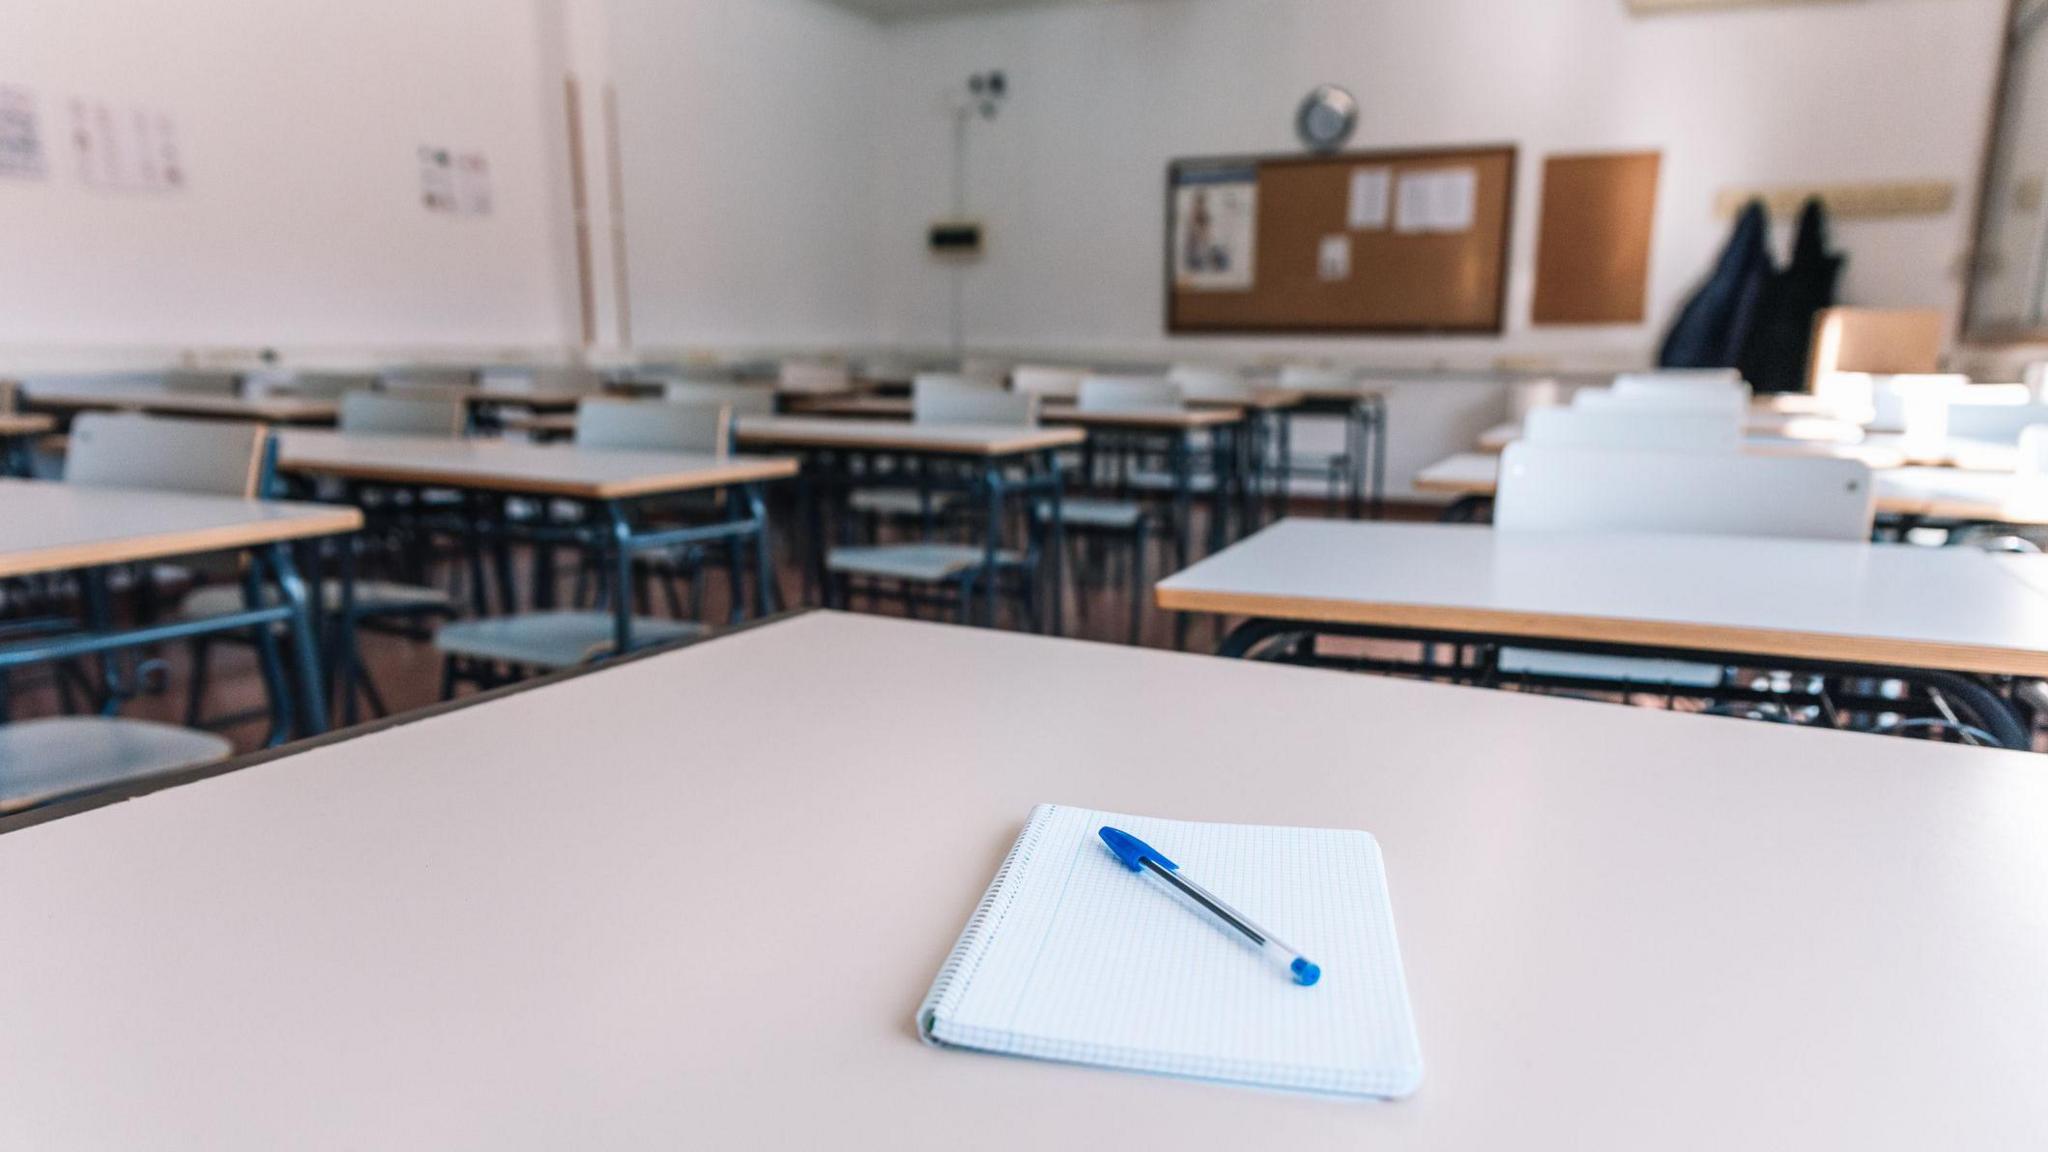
[1573,387,1747,420]
[2018,425,2048,480]
[339,391,466,438]
[1523,407,1741,454]
[777,360,851,395]
[662,381,777,417]
[1943,400,2048,445]
[914,379,1038,426]
[521,366,607,395]
[1612,369,1746,395]
[65,414,266,497]
[1078,376,1182,412]
[576,399,730,455]
[1168,364,1252,403]
[1276,364,1358,392]
[1494,443,1874,541]
[1012,366,1088,399]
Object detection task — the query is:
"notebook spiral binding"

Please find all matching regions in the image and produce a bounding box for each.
[917,803,1058,1042]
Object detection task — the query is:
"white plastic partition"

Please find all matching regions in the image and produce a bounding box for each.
[1494,443,1875,541]
[1523,407,1741,453]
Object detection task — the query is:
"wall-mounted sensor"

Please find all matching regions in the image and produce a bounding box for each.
[929,219,985,259]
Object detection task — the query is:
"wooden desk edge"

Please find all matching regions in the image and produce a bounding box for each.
[0,505,364,580]
[1152,585,2048,677]
[277,455,799,500]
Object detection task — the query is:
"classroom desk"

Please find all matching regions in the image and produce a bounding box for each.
[1157,517,2048,745]
[1415,451,2048,529]
[0,412,55,474]
[0,478,361,739]
[734,417,1083,629]
[274,432,797,659]
[1264,380,1388,518]
[22,384,340,424]
[0,611,2041,1148]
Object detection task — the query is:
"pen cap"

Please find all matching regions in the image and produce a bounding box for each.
[1099,827,1177,873]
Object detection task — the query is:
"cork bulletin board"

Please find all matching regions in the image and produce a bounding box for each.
[1532,151,1662,326]
[1166,144,1517,335]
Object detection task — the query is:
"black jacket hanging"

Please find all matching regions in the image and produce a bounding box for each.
[1659,200,1773,370]
[1739,198,1845,394]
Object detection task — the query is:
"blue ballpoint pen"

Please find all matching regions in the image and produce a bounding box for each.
[1099,826,1321,986]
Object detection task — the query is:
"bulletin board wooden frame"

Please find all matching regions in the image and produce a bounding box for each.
[1165,144,1518,336]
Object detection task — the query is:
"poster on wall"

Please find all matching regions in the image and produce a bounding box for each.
[70,98,183,192]
[419,145,457,213]
[1172,164,1259,292]
[1395,167,1477,235]
[0,86,46,180]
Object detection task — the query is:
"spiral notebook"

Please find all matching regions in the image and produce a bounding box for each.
[916,803,1422,1099]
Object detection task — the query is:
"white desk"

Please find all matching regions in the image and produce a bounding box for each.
[22,381,339,424]
[0,478,361,579]
[274,430,796,499]
[1156,517,2048,678]
[0,612,2041,1147]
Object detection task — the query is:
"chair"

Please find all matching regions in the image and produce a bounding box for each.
[523,365,608,394]
[1944,401,2048,445]
[1807,308,1945,392]
[430,402,728,691]
[1572,386,1748,420]
[1168,364,1254,403]
[161,370,242,395]
[826,383,1044,629]
[338,391,467,437]
[778,360,852,396]
[662,380,778,417]
[1012,366,1088,400]
[1278,365,1374,503]
[1491,442,1875,688]
[1079,375,1182,411]
[7,414,258,809]
[913,371,1002,394]
[1522,406,1741,453]
[183,394,462,723]
[1611,369,1746,396]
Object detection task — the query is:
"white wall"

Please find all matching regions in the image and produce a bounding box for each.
[0,0,576,363]
[608,0,886,352]
[868,0,2008,367]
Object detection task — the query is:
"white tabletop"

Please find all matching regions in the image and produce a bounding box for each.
[736,415,1085,457]
[0,478,362,578]
[1156,517,2048,675]
[0,612,2041,1148]
[275,431,797,499]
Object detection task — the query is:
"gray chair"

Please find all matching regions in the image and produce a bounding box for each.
[829,380,1042,627]
[161,369,243,396]
[4,414,252,811]
[182,392,462,722]
[279,371,380,400]
[430,401,729,691]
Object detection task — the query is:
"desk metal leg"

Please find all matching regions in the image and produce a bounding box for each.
[606,501,635,656]
[336,540,360,728]
[746,484,777,618]
[1170,436,1192,569]
[1045,455,1065,636]
[981,464,1004,626]
[264,542,328,738]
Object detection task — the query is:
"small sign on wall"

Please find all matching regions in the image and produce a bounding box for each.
[421,145,492,217]
[0,85,46,181]
[71,98,183,192]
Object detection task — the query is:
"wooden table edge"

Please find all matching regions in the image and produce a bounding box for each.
[1151,585,2048,677]
[278,455,799,500]
[0,505,363,580]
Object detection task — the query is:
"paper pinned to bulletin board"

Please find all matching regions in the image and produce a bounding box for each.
[1172,163,1259,292]
[0,85,46,180]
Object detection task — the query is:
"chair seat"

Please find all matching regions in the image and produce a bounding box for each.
[848,488,958,517]
[1035,498,1146,529]
[180,579,455,621]
[1125,470,1221,494]
[0,718,231,814]
[826,544,1022,583]
[1498,648,1725,689]
[435,611,703,670]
